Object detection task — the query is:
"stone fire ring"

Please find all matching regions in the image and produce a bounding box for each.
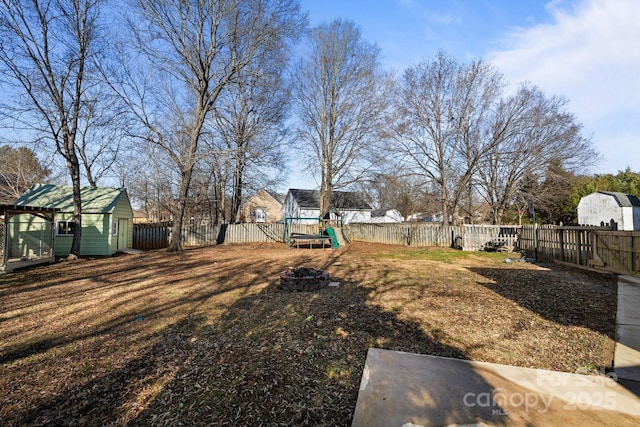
[279,268,330,291]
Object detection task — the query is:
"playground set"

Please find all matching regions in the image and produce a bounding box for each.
[284,209,349,249]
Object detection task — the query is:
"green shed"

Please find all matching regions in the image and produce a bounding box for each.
[13,184,134,257]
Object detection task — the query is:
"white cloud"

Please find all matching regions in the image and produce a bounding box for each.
[489,0,640,173]
[427,12,462,26]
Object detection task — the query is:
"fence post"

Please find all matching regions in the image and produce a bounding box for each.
[577,230,582,265]
[533,222,538,261]
[631,233,635,274]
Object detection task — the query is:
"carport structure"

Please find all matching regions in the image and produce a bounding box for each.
[1,204,60,273]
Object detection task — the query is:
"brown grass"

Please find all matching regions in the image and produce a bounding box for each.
[0,242,617,426]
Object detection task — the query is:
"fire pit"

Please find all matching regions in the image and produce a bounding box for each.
[279,267,330,291]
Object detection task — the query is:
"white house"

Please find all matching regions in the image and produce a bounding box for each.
[369,209,403,223]
[577,191,640,231]
[283,189,372,224]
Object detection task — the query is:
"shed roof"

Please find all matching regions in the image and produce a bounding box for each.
[597,191,640,208]
[14,184,128,214]
[288,189,372,210]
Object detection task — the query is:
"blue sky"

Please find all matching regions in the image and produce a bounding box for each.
[290,0,640,189]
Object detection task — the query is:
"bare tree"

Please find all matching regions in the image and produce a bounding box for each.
[0,0,103,257]
[392,51,503,225]
[359,172,431,220]
[292,19,391,216]
[75,86,129,187]
[113,0,304,251]
[476,85,597,224]
[0,145,50,203]
[210,37,294,223]
[112,141,176,222]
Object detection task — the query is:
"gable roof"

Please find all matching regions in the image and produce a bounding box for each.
[242,189,284,208]
[288,189,372,210]
[597,191,640,208]
[14,184,129,214]
[268,190,285,204]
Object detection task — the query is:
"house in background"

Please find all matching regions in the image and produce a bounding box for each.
[577,191,640,231]
[283,189,372,224]
[369,209,403,223]
[13,184,134,256]
[238,189,284,223]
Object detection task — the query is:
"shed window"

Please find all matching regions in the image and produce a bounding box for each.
[56,220,75,236]
[112,221,118,236]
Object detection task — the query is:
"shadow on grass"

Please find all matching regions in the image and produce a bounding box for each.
[0,251,277,365]
[2,245,510,427]
[468,266,617,337]
[131,255,508,426]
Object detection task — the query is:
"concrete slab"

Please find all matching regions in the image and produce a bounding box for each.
[618,275,640,295]
[615,327,640,382]
[615,276,640,383]
[352,348,640,427]
[617,294,640,325]
[117,248,145,254]
[617,325,640,350]
[616,354,640,383]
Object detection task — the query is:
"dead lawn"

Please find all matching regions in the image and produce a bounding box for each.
[0,242,617,426]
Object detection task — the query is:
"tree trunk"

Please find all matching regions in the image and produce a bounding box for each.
[66,136,83,259]
[320,180,332,220]
[441,197,449,226]
[167,168,193,252]
[231,156,245,223]
[494,207,504,225]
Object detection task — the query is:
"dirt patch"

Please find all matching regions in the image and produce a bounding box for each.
[0,242,617,426]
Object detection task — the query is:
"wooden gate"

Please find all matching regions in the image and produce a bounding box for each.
[591,231,640,276]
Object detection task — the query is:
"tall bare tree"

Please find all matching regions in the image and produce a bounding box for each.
[392,51,503,225]
[210,34,294,223]
[114,0,304,251]
[292,19,391,216]
[476,85,596,224]
[0,0,103,257]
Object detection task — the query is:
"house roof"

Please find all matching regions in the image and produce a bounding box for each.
[241,189,285,208]
[268,191,285,204]
[14,184,128,214]
[597,191,640,208]
[371,209,398,217]
[288,189,372,210]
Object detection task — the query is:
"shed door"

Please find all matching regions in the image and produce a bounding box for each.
[117,219,129,250]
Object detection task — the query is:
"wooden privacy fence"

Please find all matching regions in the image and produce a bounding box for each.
[132,223,171,250]
[518,225,602,265]
[518,225,640,276]
[345,223,517,250]
[180,223,318,246]
[133,222,516,251]
[133,222,318,249]
[590,231,640,276]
